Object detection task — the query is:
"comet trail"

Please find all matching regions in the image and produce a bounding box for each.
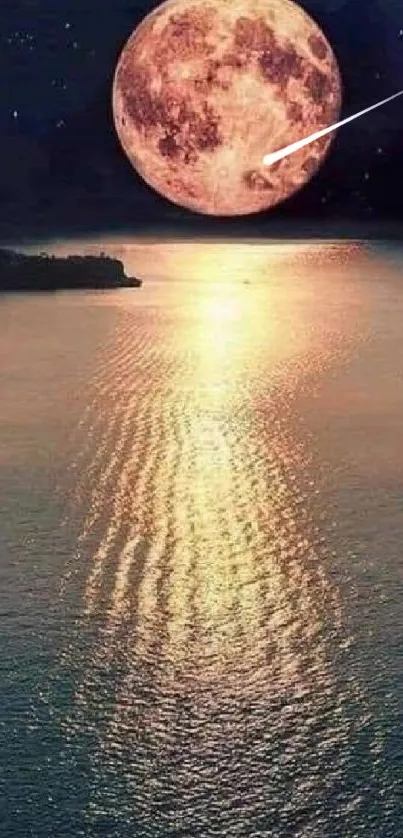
[263,89,403,167]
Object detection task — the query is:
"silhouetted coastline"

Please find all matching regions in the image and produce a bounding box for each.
[0,248,142,291]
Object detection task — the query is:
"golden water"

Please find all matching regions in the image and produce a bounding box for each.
[1,241,402,836]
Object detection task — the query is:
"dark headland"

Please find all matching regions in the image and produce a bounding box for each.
[0,248,142,291]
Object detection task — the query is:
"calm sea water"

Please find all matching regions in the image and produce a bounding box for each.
[0,241,402,837]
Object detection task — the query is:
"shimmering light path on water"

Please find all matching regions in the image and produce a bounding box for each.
[0,242,402,837]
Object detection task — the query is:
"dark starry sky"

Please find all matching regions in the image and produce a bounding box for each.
[1,0,403,242]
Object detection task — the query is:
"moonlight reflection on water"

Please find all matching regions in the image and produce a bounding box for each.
[1,241,402,837]
[53,242,383,836]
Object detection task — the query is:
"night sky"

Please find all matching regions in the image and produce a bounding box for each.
[2,0,403,242]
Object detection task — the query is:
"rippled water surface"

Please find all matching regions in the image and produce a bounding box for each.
[1,241,403,837]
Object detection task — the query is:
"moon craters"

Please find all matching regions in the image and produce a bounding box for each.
[308,33,328,61]
[113,0,342,216]
[244,169,274,191]
[118,62,223,165]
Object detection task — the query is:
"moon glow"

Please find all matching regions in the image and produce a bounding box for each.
[112,0,342,216]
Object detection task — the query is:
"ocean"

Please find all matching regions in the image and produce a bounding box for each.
[0,240,402,837]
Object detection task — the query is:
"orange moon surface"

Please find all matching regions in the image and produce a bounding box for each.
[112,0,342,216]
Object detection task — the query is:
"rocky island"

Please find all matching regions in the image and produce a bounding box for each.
[0,248,142,291]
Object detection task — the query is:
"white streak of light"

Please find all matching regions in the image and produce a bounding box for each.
[263,89,403,167]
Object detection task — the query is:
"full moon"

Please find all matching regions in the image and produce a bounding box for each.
[112,0,342,216]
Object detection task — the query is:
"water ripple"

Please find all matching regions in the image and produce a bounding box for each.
[44,243,403,836]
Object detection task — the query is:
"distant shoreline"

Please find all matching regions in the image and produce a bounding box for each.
[0,248,142,292]
[11,234,402,255]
